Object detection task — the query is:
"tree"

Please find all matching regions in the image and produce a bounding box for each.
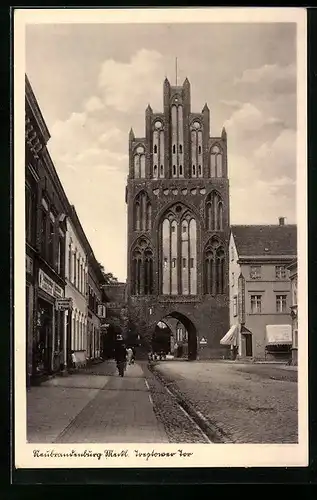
[97,262,119,284]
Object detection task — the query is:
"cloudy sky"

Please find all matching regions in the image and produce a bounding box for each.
[25,21,297,282]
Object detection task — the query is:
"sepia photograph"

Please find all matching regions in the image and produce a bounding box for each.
[14,7,307,469]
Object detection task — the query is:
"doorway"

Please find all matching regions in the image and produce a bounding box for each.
[34,298,53,375]
[243,333,253,357]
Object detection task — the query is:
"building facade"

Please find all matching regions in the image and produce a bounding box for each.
[87,257,106,362]
[25,75,50,386]
[64,206,88,367]
[225,219,297,360]
[126,78,230,359]
[287,259,298,365]
[26,76,69,384]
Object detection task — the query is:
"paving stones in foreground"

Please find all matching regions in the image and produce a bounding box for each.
[141,363,209,443]
[153,361,298,444]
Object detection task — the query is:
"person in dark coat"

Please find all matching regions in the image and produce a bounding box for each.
[114,343,127,376]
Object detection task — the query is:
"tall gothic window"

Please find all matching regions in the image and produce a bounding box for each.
[210,145,223,177]
[171,100,183,178]
[153,120,165,178]
[131,237,153,295]
[204,237,225,295]
[206,191,223,231]
[134,145,146,178]
[161,203,197,296]
[191,120,203,178]
[134,191,152,231]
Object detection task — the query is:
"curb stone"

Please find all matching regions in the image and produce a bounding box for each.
[148,362,233,444]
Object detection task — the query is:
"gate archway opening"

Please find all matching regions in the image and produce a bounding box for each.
[152,312,198,361]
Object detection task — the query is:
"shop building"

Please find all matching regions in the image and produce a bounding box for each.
[222,218,297,361]
[87,260,106,362]
[64,206,89,367]
[25,75,50,386]
[26,75,69,384]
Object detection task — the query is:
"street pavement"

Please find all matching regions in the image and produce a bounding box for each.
[154,361,298,444]
[27,360,168,443]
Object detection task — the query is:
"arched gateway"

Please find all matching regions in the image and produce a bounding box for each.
[126,78,230,359]
[151,311,198,360]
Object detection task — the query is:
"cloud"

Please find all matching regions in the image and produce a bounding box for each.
[230,176,296,225]
[254,128,296,180]
[220,99,244,110]
[84,96,104,112]
[98,49,164,112]
[224,103,267,132]
[234,63,296,92]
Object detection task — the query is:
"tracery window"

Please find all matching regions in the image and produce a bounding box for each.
[161,203,197,296]
[206,191,223,231]
[204,237,225,295]
[131,237,153,295]
[153,120,165,178]
[191,120,203,178]
[210,145,223,177]
[171,100,183,178]
[134,191,152,231]
[134,145,146,178]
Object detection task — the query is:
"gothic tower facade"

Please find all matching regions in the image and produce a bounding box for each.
[126,78,230,359]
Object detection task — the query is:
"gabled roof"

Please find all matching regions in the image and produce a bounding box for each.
[231,224,297,257]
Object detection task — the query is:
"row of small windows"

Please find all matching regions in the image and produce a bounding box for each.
[133,148,223,178]
[249,265,287,280]
[232,294,288,316]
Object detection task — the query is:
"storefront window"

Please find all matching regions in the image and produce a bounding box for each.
[33,298,53,375]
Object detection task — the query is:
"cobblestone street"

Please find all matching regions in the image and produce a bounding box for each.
[154,361,298,444]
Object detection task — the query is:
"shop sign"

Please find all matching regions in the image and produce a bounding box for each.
[98,304,106,318]
[54,283,64,298]
[26,255,33,275]
[39,269,64,299]
[56,297,73,311]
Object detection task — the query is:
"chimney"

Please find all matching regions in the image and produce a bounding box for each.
[278,217,286,226]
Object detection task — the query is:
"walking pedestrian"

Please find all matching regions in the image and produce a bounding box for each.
[131,346,136,364]
[114,342,127,377]
[126,346,133,364]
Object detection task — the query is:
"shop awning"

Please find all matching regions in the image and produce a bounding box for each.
[220,324,239,346]
[266,324,292,345]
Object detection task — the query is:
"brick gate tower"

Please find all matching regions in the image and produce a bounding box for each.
[126,78,230,359]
